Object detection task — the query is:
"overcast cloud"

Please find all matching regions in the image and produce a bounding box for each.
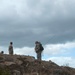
[47,57,75,68]
[0,0,75,47]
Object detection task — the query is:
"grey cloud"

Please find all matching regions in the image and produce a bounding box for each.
[0,0,75,47]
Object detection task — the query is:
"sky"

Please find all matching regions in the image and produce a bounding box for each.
[0,0,75,68]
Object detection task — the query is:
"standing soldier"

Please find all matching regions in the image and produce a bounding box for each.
[35,41,44,61]
[8,42,13,55]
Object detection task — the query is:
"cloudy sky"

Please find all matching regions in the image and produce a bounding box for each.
[0,0,75,68]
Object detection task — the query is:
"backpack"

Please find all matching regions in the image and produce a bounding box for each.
[40,43,44,51]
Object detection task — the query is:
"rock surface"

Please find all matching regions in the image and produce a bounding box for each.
[0,54,75,75]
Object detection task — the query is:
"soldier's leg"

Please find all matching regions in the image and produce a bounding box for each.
[37,52,39,60]
[38,52,41,61]
[11,50,13,55]
[39,52,41,61]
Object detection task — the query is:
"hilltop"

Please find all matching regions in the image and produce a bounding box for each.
[0,54,75,75]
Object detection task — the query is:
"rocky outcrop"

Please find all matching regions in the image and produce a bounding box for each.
[0,54,75,75]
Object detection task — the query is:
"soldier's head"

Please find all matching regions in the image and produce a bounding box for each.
[35,41,39,44]
[1,51,4,54]
[10,42,13,45]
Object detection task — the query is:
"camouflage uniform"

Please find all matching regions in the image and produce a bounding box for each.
[8,42,13,55]
[35,41,44,61]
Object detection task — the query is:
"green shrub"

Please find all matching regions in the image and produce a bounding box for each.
[0,68,10,75]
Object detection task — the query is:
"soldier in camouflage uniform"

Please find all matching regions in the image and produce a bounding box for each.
[8,42,13,55]
[35,41,44,61]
